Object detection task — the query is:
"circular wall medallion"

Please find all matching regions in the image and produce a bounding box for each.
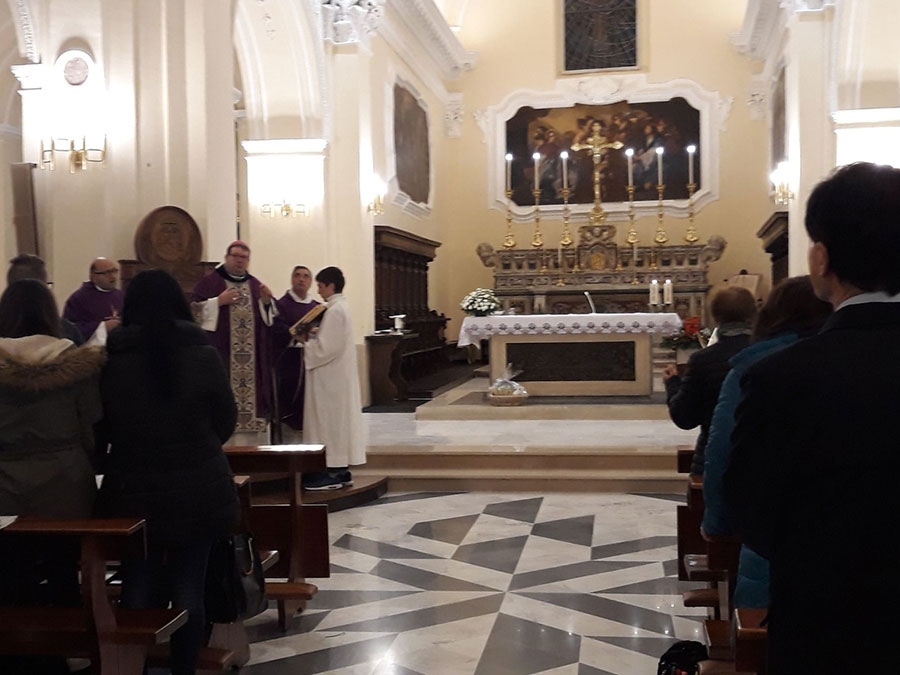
[135,206,203,266]
[63,57,89,86]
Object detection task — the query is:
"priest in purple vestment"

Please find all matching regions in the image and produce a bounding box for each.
[62,257,124,346]
[273,265,320,433]
[191,241,277,434]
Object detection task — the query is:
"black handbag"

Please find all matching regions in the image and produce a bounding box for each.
[205,533,268,623]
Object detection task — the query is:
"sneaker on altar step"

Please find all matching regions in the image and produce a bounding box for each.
[329,469,353,488]
[302,472,344,491]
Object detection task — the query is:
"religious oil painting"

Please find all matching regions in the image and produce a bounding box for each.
[505,98,700,206]
[393,82,430,204]
[562,0,637,73]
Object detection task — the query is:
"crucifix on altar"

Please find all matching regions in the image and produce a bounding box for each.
[570,121,624,224]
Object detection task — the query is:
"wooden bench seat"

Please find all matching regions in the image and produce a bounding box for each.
[734,608,767,674]
[704,618,732,661]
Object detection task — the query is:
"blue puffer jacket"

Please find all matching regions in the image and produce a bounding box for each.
[702,331,799,609]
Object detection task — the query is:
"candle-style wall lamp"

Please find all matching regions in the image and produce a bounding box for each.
[770,161,793,205]
[367,177,387,215]
[261,200,307,218]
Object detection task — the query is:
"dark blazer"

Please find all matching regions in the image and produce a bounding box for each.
[97,321,239,544]
[665,332,750,475]
[725,303,900,673]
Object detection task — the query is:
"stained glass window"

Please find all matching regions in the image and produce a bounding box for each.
[564,0,637,72]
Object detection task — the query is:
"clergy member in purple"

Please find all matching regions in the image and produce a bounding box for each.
[62,257,125,346]
[191,241,276,434]
[273,265,319,434]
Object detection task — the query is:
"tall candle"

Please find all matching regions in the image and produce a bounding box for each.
[560,150,569,190]
[686,145,696,185]
[663,279,673,305]
[633,242,639,265]
[625,148,634,187]
[532,152,541,191]
[656,147,664,185]
[505,153,513,192]
[649,279,660,306]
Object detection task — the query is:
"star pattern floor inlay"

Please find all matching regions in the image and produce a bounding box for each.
[243,492,704,675]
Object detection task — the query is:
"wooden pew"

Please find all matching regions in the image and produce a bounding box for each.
[734,608,767,674]
[0,517,186,674]
[223,444,329,631]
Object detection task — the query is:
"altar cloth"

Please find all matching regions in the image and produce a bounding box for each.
[458,312,682,348]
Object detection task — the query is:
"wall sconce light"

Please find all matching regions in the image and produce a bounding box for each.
[367,176,387,216]
[39,137,106,174]
[261,200,307,218]
[769,161,793,205]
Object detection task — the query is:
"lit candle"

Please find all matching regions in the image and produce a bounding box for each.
[663,279,673,305]
[505,153,513,192]
[649,279,660,306]
[560,150,569,190]
[656,146,664,185]
[686,145,696,185]
[532,152,541,191]
[625,148,634,187]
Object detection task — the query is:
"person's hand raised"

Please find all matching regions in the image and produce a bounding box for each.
[217,288,241,306]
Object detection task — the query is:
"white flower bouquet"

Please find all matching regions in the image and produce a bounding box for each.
[460,288,500,317]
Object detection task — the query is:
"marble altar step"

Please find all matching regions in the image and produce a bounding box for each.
[355,445,682,493]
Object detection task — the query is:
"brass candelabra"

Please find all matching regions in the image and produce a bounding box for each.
[532,188,546,273]
[502,189,516,249]
[684,182,699,243]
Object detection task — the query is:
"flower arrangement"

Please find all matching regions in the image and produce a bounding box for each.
[660,316,711,351]
[460,288,501,316]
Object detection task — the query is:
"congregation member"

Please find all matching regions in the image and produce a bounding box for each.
[297,266,365,490]
[62,257,124,346]
[701,276,831,609]
[98,269,239,675]
[725,162,900,673]
[191,241,277,435]
[662,286,756,475]
[0,280,102,671]
[273,265,319,437]
[7,253,83,344]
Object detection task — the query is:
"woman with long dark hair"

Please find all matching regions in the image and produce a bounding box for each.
[97,269,239,675]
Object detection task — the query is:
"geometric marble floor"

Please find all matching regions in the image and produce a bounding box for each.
[243,491,704,675]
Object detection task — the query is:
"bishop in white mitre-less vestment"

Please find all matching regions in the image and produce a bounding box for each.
[303,292,365,468]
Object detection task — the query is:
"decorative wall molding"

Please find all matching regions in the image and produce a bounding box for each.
[11,62,46,90]
[389,0,476,80]
[479,76,730,222]
[443,93,463,137]
[9,0,39,63]
[384,73,433,219]
[320,0,385,46]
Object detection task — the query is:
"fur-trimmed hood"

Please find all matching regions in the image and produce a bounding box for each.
[0,336,106,393]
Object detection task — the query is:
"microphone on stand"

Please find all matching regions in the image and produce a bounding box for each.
[583,291,597,314]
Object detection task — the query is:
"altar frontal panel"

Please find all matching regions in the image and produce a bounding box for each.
[490,333,651,396]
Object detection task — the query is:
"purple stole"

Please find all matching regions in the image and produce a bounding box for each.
[273,293,319,430]
[192,270,273,433]
[62,282,124,340]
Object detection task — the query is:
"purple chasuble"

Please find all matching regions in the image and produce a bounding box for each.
[273,293,319,430]
[192,269,273,432]
[62,282,125,340]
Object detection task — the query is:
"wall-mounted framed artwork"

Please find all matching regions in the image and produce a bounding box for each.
[560,0,639,74]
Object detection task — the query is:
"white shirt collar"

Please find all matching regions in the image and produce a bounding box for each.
[93,283,113,293]
[288,289,311,303]
[836,291,900,312]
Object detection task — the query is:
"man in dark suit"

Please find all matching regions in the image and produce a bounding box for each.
[663,287,756,475]
[725,162,900,673]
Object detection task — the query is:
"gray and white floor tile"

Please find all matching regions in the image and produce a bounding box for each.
[244,492,703,675]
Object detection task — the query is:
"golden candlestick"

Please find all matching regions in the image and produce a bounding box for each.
[502,188,516,249]
[651,183,668,269]
[684,182,699,243]
[626,184,640,285]
[555,187,573,286]
[531,188,544,249]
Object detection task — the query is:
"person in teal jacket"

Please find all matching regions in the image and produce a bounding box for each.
[702,276,831,608]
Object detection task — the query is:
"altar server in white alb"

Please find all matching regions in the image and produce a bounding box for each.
[299,266,365,490]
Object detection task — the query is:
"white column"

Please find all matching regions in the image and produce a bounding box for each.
[785,7,837,275]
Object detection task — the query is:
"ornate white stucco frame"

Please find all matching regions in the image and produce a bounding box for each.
[477,74,733,222]
[384,73,434,219]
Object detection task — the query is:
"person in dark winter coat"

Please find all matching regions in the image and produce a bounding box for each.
[663,286,757,475]
[98,269,239,675]
[702,276,831,609]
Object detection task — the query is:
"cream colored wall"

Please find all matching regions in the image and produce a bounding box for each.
[433,0,773,338]
[368,35,449,316]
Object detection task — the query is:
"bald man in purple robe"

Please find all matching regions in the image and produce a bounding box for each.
[62,257,124,346]
[273,265,319,434]
[191,241,276,435]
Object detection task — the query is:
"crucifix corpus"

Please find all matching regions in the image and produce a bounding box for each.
[570,121,624,224]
